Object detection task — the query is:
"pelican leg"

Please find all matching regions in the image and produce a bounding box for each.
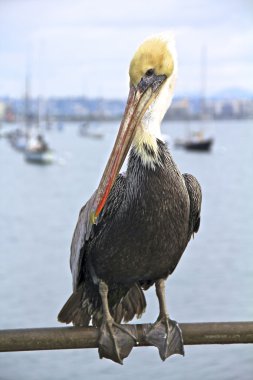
[145,279,184,360]
[98,280,136,364]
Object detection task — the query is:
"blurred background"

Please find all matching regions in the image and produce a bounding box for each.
[0,1,252,379]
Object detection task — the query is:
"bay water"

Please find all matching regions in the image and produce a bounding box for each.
[0,120,252,379]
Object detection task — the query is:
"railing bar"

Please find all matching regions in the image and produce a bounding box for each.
[1,322,253,352]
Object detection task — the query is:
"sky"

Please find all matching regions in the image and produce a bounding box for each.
[0,0,252,99]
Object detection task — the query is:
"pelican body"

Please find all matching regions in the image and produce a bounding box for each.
[58,32,202,364]
[90,144,190,285]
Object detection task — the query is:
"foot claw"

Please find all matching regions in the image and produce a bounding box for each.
[145,318,184,361]
[98,320,136,364]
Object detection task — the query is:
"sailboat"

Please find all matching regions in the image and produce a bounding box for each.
[24,97,54,164]
[79,122,103,139]
[174,131,213,151]
[175,47,214,152]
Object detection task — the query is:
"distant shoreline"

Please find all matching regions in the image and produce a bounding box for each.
[2,114,253,125]
[1,95,252,123]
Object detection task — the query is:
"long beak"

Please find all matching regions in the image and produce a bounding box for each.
[90,75,166,224]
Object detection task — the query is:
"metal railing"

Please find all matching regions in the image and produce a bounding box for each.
[0,322,253,352]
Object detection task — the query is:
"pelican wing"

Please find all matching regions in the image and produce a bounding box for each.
[70,190,97,291]
[70,174,126,291]
[183,173,202,238]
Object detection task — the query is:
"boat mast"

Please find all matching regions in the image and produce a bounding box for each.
[200,46,207,120]
[24,61,32,129]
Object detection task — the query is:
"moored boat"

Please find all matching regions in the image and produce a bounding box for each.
[24,149,54,164]
[175,135,213,152]
[24,134,54,164]
[175,131,214,152]
[79,122,103,139]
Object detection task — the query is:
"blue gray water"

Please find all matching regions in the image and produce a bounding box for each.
[0,120,253,379]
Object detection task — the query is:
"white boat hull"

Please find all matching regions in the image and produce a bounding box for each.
[24,150,54,164]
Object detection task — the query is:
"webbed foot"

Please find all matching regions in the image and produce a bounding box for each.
[98,319,136,364]
[145,317,184,361]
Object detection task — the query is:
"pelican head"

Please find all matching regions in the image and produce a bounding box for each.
[130,32,177,133]
[90,32,178,222]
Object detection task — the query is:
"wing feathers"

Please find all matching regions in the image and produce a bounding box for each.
[183,173,202,238]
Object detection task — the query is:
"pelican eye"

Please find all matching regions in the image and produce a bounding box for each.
[145,69,155,77]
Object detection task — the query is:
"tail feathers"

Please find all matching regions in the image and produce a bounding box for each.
[113,283,146,323]
[58,283,147,327]
[58,286,91,326]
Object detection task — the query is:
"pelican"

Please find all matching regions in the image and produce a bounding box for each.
[58,32,202,364]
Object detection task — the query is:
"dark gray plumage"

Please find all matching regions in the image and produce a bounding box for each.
[58,139,202,328]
